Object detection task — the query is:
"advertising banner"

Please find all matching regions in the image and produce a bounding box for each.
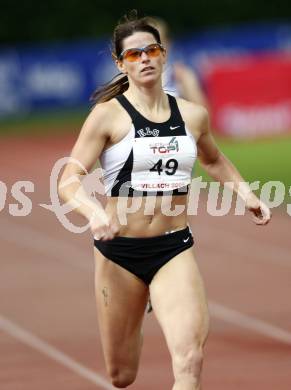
[1,22,291,140]
[204,54,291,137]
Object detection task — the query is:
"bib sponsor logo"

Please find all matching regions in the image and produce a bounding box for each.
[149,136,179,154]
[140,181,185,189]
[137,127,160,137]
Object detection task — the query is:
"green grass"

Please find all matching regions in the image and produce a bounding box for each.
[195,135,291,190]
[0,107,88,136]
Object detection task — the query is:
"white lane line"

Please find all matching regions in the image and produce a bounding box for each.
[0,221,92,271]
[0,314,114,390]
[196,224,291,269]
[2,218,291,346]
[209,301,291,345]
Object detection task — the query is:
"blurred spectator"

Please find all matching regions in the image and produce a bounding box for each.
[146,16,208,108]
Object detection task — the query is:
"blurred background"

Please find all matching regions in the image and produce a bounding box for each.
[1,0,291,189]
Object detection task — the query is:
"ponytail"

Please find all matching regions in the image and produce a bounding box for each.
[90,73,129,105]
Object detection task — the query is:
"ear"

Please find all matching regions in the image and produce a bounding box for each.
[116,59,127,74]
[112,53,127,74]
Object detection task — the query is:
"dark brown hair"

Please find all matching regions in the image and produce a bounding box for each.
[91,11,161,105]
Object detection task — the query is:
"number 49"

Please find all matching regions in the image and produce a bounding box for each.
[149,158,178,175]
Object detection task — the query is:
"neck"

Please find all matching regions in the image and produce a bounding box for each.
[125,79,167,112]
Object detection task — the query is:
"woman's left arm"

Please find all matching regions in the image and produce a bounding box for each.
[194,106,271,225]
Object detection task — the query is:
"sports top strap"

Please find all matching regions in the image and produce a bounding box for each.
[115,94,140,121]
[115,94,184,125]
[167,93,184,124]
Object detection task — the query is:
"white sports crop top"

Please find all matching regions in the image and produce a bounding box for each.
[99,94,197,197]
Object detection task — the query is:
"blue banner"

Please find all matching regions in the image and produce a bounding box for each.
[0,23,290,118]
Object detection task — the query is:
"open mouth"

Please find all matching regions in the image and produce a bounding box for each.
[141,66,155,72]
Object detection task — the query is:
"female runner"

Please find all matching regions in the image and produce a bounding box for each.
[58,14,271,390]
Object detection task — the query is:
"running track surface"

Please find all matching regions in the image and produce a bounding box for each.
[1,134,290,389]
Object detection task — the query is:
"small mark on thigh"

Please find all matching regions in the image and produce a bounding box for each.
[102,287,109,307]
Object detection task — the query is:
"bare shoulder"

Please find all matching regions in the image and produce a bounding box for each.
[66,98,129,173]
[176,97,209,140]
[82,98,125,138]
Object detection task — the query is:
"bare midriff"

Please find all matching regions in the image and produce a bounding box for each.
[105,194,189,238]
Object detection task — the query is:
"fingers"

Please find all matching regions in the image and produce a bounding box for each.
[251,203,272,226]
[93,225,114,241]
[91,214,120,241]
[109,220,120,235]
[246,195,272,226]
[93,223,119,241]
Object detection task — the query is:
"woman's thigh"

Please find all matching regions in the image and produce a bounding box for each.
[94,248,149,371]
[149,248,210,355]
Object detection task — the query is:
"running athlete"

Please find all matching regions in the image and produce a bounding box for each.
[58,13,271,390]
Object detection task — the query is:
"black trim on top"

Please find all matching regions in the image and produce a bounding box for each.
[115,95,140,122]
[167,94,184,124]
[111,149,133,197]
[115,94,187,137]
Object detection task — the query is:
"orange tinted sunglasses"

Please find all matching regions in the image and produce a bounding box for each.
[118,43,165,62]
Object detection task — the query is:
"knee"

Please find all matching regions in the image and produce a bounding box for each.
[108,365,136,388]
[172,344,204,381]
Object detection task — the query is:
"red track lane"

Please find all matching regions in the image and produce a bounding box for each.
[1,134,290,389]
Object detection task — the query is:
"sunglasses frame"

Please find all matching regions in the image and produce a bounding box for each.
[118,43,165,62]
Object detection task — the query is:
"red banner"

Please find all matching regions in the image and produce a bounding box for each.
[204,53,291,138]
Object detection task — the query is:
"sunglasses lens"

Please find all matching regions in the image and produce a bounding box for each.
[123,49,141,62]
[120,44,164,62]
[145,44,163,58]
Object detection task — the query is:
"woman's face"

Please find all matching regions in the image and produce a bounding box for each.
[117,31,166,87]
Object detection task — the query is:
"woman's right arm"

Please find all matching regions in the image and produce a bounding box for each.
[58,102,119,240]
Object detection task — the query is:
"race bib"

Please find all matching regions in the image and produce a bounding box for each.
[131,135,196,192]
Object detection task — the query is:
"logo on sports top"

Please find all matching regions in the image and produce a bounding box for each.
[149,136,179,154]
[170,125,180,130]
[137,127,160,137]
